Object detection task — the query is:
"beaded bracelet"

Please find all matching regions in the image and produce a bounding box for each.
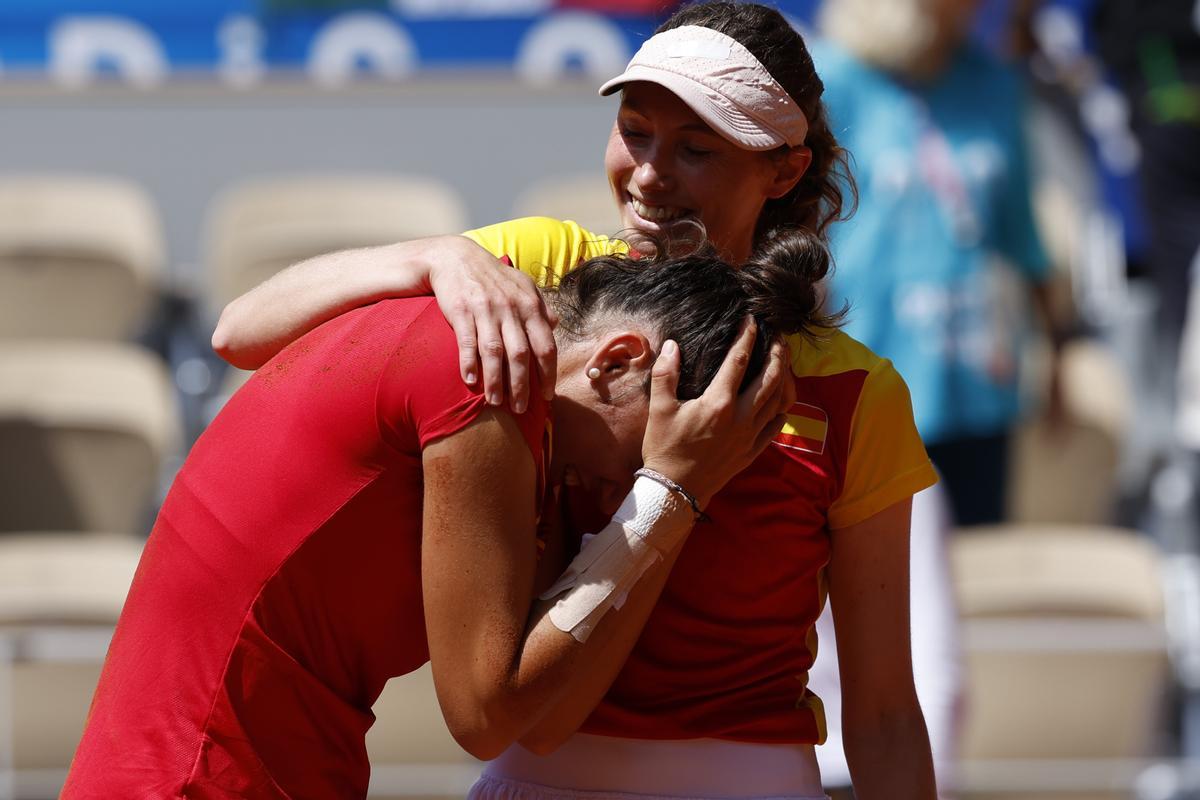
[634,467,710,522]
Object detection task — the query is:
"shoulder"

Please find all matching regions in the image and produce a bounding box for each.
[463,217,624,259]
[787,328,888,381]
[375,299,549,456]
[787,329,913,422]
[462,217,626,286]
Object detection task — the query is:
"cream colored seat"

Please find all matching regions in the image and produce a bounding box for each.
[0,176,164,341]
[0,341,179,535]
[953,525,1171,800]
[0,532,145,799]
[512,173,621,238]
[1008,339,1132,525]
[207,175,469,309]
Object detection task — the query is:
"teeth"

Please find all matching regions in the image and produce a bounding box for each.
[631,197,686,222]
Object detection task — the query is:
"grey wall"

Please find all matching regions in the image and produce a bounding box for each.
[1,78,615,292]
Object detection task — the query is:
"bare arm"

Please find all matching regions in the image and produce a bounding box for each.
[517,330,797,751]
[214,237,449,369]
[421,409,685,761]
[422,324,794,759]
[212,235,557,412]
[829,498,938,800]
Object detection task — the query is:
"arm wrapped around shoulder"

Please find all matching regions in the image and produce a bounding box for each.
[540,475,695,642]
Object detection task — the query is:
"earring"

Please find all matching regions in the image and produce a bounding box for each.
[587,367,601,380]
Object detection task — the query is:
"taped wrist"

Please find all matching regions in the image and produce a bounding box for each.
[540,475,695,642]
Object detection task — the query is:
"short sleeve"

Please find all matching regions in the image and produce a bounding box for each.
[375,301,549,459]
[463,217,625,287]
[828,359,939,529]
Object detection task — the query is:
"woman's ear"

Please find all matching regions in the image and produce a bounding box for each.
[584,331,655,401]
[766,146,813,200]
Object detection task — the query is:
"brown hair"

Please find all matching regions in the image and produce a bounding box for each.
[656,2,857,247]
[549,228,841,401]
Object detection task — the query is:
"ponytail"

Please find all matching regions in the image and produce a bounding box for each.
[740,227,847,342]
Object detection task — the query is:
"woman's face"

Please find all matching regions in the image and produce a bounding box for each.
[547,330,655,525]
[604,82,797,263]
[549,389,648,524]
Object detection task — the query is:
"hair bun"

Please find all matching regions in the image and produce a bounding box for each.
[738,227,843,338]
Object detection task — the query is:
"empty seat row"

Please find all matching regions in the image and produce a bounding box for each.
[0,172,616,346]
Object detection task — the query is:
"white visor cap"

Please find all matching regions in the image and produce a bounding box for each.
[599,25,809,151]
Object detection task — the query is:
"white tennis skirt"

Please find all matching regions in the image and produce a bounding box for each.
[467,733,829,800]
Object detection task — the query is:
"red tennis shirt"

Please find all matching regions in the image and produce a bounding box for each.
[64,298,548,799]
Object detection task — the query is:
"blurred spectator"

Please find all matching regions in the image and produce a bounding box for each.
[1092,0,1199,365]
[1091,0,1200,482]
[1089,0,1200,762]
[814,0,1066,526]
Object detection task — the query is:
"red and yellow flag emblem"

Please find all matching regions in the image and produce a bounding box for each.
[775,402,828,455]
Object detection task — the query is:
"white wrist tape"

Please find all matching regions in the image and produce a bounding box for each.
[540,476,695,642]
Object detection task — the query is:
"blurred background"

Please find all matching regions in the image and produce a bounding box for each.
[0,0,1197,798]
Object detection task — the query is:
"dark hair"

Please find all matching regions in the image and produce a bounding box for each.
[548,229,841,400]
[656,2,857,245]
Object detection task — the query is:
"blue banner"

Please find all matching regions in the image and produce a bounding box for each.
[0,1,832,86]
[0,0,1076,87]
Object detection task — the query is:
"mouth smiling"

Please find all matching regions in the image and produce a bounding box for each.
[629,196,691,224]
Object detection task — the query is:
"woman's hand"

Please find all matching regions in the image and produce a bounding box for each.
[429,246,559,414]
[641,317,796,509]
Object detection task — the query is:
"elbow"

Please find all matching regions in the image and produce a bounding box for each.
[211,301,256,370]
[442,699,523,762]
[517,729,569,757]
[210,302,237,361]
[446,720,517,762]
[843,698,929,753]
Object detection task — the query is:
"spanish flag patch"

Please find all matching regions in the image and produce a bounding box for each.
[775,402,828,455]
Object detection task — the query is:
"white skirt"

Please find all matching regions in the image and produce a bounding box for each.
[468,733,828,800]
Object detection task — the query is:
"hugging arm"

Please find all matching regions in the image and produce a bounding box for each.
[829,498,938,800]
[212,235,557,411]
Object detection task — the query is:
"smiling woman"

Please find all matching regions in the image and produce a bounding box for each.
[605,81,807,263]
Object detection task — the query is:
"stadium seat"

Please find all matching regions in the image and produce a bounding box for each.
[206,174,469,309]
[1008,338,1132,525]
[952,525,1171,800]
[0,532,145,799]
[0,341,179,535]
[512,173,622,237]
[0,176,164,341]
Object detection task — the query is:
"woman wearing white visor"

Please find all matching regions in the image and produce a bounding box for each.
[214,3,938,799]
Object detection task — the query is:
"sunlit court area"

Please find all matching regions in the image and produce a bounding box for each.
[1,0,1199,798]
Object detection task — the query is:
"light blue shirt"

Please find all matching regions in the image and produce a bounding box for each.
[813,39,1050,444]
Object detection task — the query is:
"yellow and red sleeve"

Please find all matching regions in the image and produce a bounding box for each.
[462,216,624,286]
[828,357,938,530]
